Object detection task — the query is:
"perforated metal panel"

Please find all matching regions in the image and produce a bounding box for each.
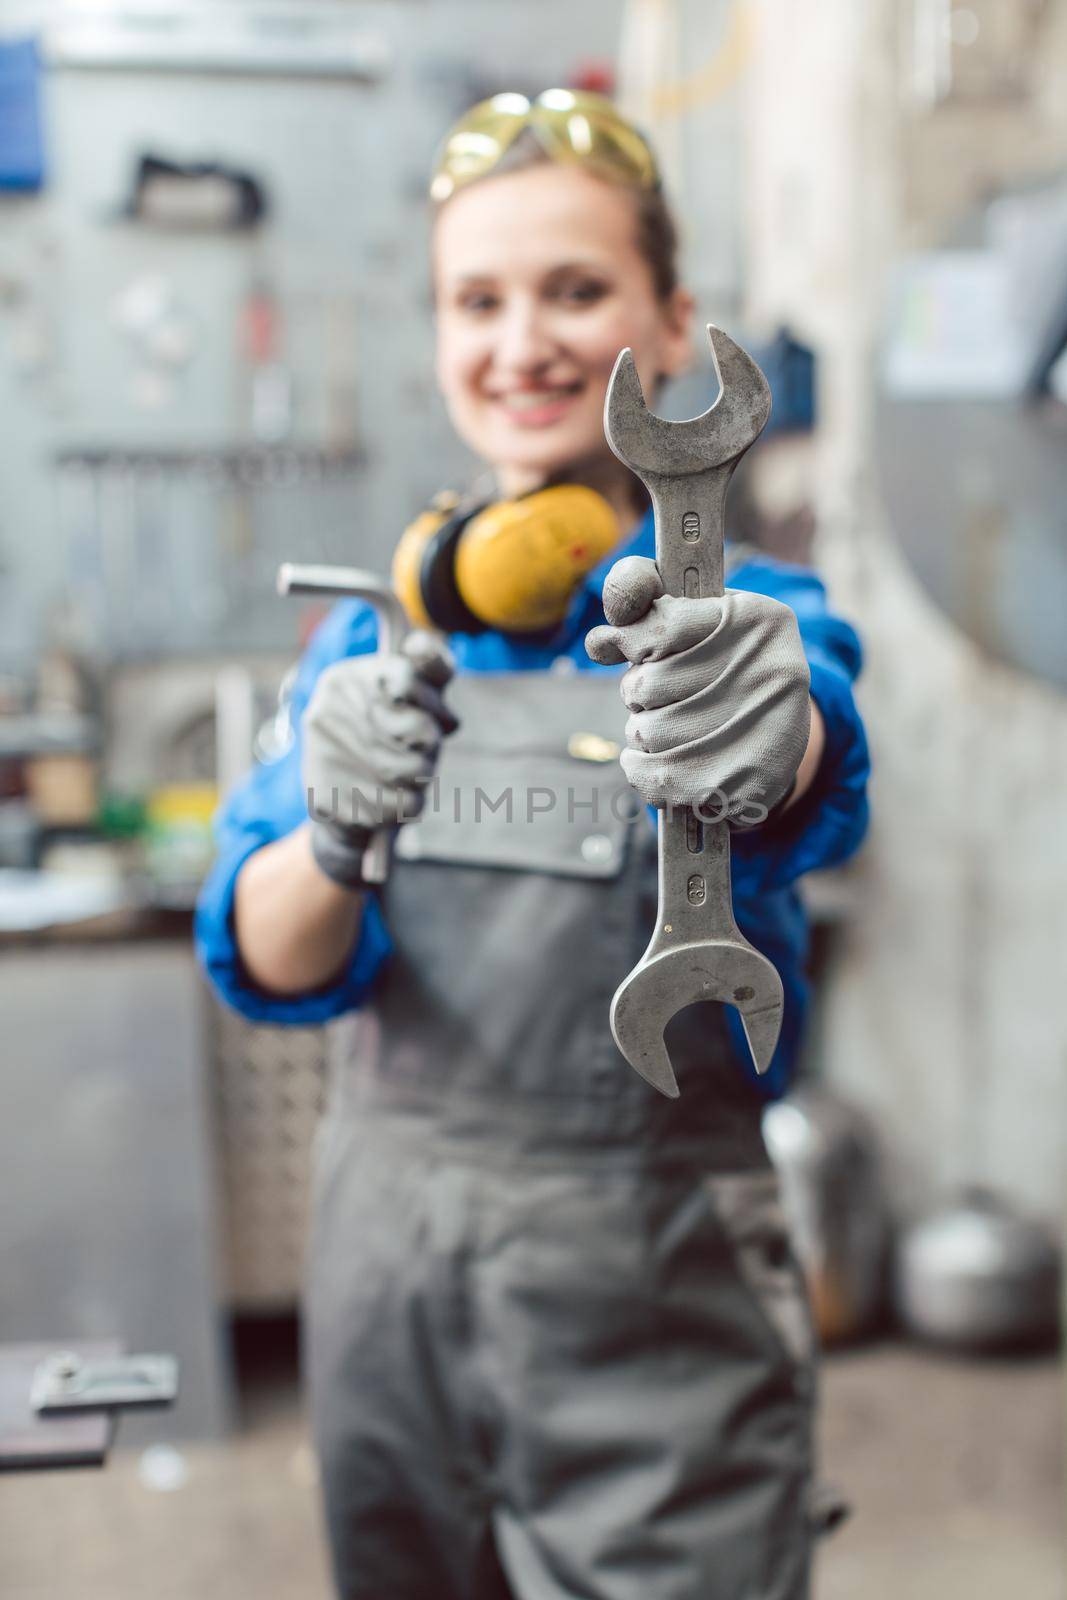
[205,998,329,1311]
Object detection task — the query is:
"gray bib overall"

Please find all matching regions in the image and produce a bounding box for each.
[306,668,818,1600]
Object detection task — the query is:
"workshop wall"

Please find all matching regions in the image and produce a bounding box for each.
[742,0,1067,1219]
[0,0,745,672]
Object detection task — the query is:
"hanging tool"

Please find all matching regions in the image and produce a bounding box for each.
[604,324,783,1099]
[277,563,409,884]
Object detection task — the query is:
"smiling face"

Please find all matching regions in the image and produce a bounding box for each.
[432,163,693,501]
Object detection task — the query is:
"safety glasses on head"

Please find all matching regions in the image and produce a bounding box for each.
[429,89,660,204]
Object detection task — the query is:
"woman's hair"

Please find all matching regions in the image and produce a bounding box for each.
[435,127,681,303]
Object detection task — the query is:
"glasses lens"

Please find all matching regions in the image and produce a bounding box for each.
[430,90,658,201]
[532,93,658,187]
[430,94,531,201]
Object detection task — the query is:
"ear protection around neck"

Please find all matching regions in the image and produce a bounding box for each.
[391,484,620,636]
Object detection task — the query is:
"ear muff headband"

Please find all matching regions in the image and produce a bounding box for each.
[390,499,467,631]
[417,502,493,635]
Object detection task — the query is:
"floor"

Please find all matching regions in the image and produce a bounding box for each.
[1,1330,1062,1600]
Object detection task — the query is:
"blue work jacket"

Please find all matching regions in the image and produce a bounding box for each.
[196,509,870,1097]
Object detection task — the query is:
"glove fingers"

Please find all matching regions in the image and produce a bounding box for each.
[303,648,455,838]
[584,625,628,666]
[586,559,673,662]
[592,573,812,818]
[625,622,808,752]
[347,780,426,828]
[379,657,459,735]
[307,771,424,828]
[372,699,445,757]
[625,691,738,757]
[621,599,758,711]
[588,594,725,669]
[402,629,456,690]
[363,728,438,784]
[601,556,664,626]
[620,747,736,813]
[308,713,436,796]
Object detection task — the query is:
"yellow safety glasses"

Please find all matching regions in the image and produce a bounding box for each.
[429,89,660,203]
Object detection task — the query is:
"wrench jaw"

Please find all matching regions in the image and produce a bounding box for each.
[603,326,772,480]
[609,944,785,1099]
[704,324,773,453]
[602,348,662,477]
[609,973,682,1099]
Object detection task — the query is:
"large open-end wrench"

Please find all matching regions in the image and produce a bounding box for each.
[277,562,409,885]
[604,325,784,1099]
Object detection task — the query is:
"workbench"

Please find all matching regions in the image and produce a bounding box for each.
[0,923,232,1443]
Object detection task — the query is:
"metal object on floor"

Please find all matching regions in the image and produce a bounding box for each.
[276,563,410,884]
[895,1188,1061,1351]
[603,324,783,1098]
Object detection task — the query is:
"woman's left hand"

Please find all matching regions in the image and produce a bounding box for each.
[585,555,812,823]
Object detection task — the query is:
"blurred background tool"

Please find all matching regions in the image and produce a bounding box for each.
[1,1342,176,1472]
[30,1350,178,1418]
[895,1190,1061,1352]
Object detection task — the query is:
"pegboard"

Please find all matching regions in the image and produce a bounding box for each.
[206,997,328,1311]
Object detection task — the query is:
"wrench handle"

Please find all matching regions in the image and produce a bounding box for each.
[642,465,742,947]
[644,466,732,602]
[647,807,736,954]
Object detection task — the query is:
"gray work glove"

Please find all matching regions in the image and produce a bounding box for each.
[585,555,811,824]
[302,630,458,887]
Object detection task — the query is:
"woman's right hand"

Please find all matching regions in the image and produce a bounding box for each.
[302,630,459,886]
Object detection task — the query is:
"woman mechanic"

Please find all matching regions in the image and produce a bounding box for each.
[197,92,869,1600]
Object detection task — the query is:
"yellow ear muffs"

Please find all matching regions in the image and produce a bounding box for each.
[392,485,620,635]
[390,496,458,631]
[455,485,619,633]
